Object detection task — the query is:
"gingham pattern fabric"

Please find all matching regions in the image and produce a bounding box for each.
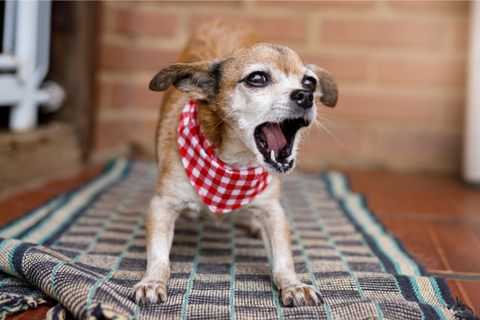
[178,100,272,213]
[0,159,477,320]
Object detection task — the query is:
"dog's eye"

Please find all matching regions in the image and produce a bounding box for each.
[302,77,316,91]
[246,72,269,87]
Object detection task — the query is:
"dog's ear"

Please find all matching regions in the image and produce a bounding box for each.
[305,64,338,108]
[149,60,223,103]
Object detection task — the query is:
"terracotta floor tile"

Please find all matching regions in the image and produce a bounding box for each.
[13,189,57,206]
[0,164,105,228]
[43,164,104,194]
[0,197,25,222]
[430,221,480,274]
[8,306,49,320]
[346,171,480,218]
[457,280,480,316]
[0,190,54,226]
[380,218,448,271]
[446,279,470,307]
[466,224,480,248]
[2,167,479,319]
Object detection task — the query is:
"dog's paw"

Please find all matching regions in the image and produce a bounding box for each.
[130,278,167,307]
[280,283,323,307]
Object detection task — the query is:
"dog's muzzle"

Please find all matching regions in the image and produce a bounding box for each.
[254,117,309,173]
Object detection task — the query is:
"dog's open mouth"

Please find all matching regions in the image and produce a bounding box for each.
[254,118,309,173]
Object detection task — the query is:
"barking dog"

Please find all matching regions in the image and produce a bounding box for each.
[131,20,338,307]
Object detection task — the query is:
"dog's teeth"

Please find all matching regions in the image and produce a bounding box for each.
[286,154,294,162]
[270,150,276,162]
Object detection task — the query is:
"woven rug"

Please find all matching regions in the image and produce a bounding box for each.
[0,159,477,320]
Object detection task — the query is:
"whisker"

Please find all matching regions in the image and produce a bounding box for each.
[317,121,341,144]
[315,113,337,128]
[295,157,304,174]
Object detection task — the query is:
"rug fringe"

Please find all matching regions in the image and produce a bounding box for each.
[87,304,131,320]
[0,293,51,320]
[454,297,480,320]
[46,303,68,320]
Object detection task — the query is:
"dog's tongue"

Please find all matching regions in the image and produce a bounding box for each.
[261,123,287,156]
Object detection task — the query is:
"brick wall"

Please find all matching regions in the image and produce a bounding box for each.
[94,1,469,173]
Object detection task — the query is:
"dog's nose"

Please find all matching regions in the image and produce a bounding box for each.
[290,90,314,109]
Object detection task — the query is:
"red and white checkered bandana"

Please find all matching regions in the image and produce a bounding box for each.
[178,100,272,214]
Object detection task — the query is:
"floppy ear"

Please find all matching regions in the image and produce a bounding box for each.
[305,64,338,108]
[149,60,223,102]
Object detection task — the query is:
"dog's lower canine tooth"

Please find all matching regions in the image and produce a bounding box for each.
[270,150,276,162]
[286,154,294,162]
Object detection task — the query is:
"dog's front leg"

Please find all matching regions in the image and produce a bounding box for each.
[256,202,323,307]
[131,195,178,306]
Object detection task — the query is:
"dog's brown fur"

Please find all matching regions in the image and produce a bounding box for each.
[131,20,338,308]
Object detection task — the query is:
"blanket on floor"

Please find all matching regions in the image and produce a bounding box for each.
[0,159,476,320]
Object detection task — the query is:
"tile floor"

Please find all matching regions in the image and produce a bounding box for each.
[346,170,480,315]
[1,165,479,319]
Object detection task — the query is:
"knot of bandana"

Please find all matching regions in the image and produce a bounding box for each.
[177,100,272,213]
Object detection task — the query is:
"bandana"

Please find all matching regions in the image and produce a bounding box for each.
[178,100,272,213]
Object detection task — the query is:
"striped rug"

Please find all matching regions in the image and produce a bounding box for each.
[0,159,476,320]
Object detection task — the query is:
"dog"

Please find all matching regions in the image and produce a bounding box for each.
[131,20,338,308]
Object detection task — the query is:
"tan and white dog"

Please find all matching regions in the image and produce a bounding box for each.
[131,20,338,307]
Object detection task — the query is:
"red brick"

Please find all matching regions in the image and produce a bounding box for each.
[376,56,466,86]
[189,14,307,42]
[94,0,470,173]
[256,1,375,9]
[99,2,113,34]
[97,81,129,109]
[372,127,462,161]
[388,1,469,12]
[95,119,129,150]
[441,95,465,124]
[157,1,242,8]
[130,84,164,109]
[136,10,177,37]
[299,53,368,81]
[453,21,469,50]
[300,123,364,155]
[99,81,129,108]
[296,124,366,172]
[110,82,129,108]
[97,81,113,109]
[128,119,157,156]
[322,89,436,123]
[99,43,132,70]
[115,6,134,35]
[248,17,307,42]
[134,48,180,71]
[98,81,164,110]
[322,18,444,48]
